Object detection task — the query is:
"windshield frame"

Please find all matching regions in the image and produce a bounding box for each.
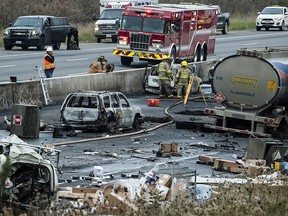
[121,15,166,34]
[100,9,124,20]
[13,17,43,27]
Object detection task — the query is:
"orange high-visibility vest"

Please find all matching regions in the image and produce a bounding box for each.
[44,54,55,70]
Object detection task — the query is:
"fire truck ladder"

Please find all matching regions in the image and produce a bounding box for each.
[31,66,52,105]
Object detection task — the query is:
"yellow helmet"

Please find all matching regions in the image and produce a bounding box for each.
[162,55,170,60]
[181,61,188,67]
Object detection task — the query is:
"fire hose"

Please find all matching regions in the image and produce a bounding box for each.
[51,96,207,147]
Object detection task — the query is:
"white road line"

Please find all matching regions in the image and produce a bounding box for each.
[0,65,15,68]
[66,58,89,62]
[242,43,258,46]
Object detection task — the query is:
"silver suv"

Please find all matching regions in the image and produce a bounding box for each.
[60,91,144,132]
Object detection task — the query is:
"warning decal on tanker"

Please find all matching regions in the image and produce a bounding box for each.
[231,76,259,88]
[267,80,277,91]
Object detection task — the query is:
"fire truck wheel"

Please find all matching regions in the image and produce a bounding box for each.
[121,56,133,65]
[170,47,176,64]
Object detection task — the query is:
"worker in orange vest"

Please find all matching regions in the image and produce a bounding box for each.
[44,46,55,78]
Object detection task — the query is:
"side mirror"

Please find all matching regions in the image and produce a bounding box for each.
[92,14,99,21]
[257,12,260,15]
[9,23,12,27]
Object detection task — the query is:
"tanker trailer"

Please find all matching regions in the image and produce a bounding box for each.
[204,48,288,138]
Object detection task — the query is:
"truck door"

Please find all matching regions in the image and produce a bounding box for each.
[43,18,52,44]
[50,17,70,43]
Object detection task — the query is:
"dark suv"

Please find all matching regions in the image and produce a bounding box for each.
[3,15,71,50]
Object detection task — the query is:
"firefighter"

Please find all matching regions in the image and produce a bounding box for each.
[67,26,80,50]
[87,55,115,73]
[157,55,174,99]
[175,61,192,99]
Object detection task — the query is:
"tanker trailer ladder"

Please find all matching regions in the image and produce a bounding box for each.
[31,65,52,106]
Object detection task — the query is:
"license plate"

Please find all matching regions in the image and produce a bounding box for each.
[133,57,139,62]
[106,34,111,38]
[15,41,22,44]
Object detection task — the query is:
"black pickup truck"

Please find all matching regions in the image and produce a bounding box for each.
[212,5,231,34]
[3,15,71,50]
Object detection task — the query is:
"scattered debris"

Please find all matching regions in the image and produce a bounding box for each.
[156,143,182,157]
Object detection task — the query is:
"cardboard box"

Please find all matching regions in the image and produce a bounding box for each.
[72,187,98,193]
[198,155,220,165]
[157,174,173,187]
[247,165,265,177]
[154,184,170,201]
[214,159,239,172]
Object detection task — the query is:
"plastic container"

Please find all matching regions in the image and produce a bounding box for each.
[93,166,104,178]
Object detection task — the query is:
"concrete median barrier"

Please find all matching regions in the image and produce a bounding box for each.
[0,61,216,111]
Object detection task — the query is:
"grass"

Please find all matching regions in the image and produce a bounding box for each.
[229,15,256,31]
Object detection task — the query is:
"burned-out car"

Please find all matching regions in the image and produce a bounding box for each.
[0,135,59,210]
[60,91,144,132]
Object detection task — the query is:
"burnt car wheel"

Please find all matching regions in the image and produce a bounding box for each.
[107,120,116,133]
[133,117,142,130]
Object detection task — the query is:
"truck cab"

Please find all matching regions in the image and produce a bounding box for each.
[3,15,70,50]
[94,8,124,43]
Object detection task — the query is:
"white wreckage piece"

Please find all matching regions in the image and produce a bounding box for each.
[0,134,60,210]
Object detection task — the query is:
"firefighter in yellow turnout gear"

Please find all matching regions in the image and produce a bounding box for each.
[157,55,174,98]
[175,61,193,99]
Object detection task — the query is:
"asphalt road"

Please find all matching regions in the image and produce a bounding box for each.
[0,29,288,81]
[0,92,248,184]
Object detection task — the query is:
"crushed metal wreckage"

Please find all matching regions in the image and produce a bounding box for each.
[0,134,61,211]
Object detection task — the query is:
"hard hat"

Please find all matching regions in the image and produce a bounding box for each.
[181,61,188,67]
[162,55,170,60]
[98,55,107,61]
[46,46,53,52]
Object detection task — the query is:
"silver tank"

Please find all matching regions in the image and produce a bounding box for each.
[211,54,288,112]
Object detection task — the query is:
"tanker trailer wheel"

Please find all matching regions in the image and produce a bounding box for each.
[121,56,133,65]
[272,119,288,138]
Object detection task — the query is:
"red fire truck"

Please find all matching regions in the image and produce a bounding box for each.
[113,4,218,65]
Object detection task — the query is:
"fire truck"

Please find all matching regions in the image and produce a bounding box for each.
[113,4,218,65]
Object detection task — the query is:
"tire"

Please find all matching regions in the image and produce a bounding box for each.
[201,46,208,61]
[279,22,285,31]
[107,120,115,133]
[121,56,133,65]
[53,43,61,50]
[37,36,45,50]
[221,22,228,34]
[133,117,141,130]
[170,47,176,64]
[96,37,101,43]
[256,26,261,31]
[4,44,12,50]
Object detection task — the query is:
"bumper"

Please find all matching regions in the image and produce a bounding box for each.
[4,38,41,47]
[95,31,118,39]
[113,49,166,61]
[256,22,283,28]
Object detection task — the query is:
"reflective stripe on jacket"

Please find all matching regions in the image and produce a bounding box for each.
[158,61,172,80]
[44,54,55,70]
[176,68,191,85]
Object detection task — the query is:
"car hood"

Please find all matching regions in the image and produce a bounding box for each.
[6,26,40,30]
[257,14,284,19]
[96,19,118,25]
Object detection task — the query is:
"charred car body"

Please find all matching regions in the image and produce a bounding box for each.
[0,135,59,210]
[60,91,144,132]
[3,15,70,50]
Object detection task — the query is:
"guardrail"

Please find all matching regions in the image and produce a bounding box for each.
[0,61,216,111]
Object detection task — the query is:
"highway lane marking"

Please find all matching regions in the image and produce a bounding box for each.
[66,58,89,62]
[217,31,288,41]
[242,43,258,46]
[0,65,15,68]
